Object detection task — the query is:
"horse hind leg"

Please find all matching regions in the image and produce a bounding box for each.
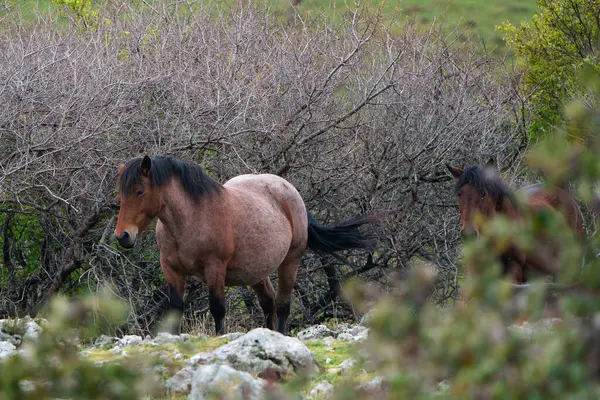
[275,258,300,335]
[252,278,276,330]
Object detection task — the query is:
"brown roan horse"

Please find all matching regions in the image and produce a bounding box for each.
[446,159,584,284]
[114,156,375,335]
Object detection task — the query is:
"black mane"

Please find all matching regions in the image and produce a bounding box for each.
[456,165,511,201]
[118,156,222,200]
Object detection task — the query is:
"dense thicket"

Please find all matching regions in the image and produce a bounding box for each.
[0,2,526,334]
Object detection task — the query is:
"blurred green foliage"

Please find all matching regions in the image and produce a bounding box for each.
[343,70,600,399]
[0,288,162,400]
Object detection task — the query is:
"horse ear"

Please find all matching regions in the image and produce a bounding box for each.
[117,163,125,175]
[485,158,496,168]
[141,155,152,177]
[446,163,463,180]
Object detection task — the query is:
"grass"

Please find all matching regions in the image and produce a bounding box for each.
[283,0,539,53]
[7,0,539,54]
[2,0,58,20]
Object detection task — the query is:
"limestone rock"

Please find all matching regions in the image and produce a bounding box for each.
[310,380,334,398]
[152,332,182,344]
[338,357,357,375]
[165,366,195,394]
[357,376,387,397]
[206,328,320,377]
[359,310,374,326]
[297,325,335,341]
[93,335,118,348]
[188,364,265,400]
[118,335,143,347]
[337,325,369,342]
[220,332,244,341]
[0,341,16,360]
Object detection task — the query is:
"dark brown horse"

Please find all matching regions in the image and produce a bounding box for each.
[114,155,375,335]
[446,159,584,284]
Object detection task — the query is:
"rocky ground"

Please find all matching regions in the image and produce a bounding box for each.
[0,314,563,399]
[0,316,382,399]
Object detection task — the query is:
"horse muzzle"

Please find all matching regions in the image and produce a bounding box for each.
[115,230,136,248]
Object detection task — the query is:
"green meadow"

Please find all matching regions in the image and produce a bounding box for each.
[284,0,539,51]
[10,0,539,52]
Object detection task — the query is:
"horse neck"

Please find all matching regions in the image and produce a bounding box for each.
[492,192,520,220]
[157,180,223,238]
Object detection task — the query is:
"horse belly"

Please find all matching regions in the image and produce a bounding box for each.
[225,231,292,286]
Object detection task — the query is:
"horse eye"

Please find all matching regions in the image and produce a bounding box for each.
[137,189,145,197]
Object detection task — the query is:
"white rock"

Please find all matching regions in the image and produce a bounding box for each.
[220,332,244,341]
[0,331,20,347]
[337,325,369,342]
[22,317,44,342]
[118,335,143,347]
[0,341,16,359]
[359,311,373,326]
[357,376,387,396]
[188,352,215,366]
[205,328,320,377]
[93,335,118,348]
[338,357,357,375]
[297,325,335,341]
[310,380,334,397]
[180,333,193,342]
[165,366,195,394]
[0,317,45,344]
[152,332,183,344]
[188,364,265,400]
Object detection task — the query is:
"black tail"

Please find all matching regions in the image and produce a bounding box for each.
[307,212,377,254]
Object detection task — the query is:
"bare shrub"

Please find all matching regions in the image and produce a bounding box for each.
[0,2,525,333]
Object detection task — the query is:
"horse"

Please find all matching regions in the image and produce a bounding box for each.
[446,159,584,284]
[114,155,376,335]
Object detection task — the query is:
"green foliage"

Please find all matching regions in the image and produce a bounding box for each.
[0,211,46,284]
[498,0,600,139]
[342,71,600,398]
[0,288,162,399]
[52,0,99,29]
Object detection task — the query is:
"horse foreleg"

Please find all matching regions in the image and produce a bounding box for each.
[504,258,526,284]
[252,279,276,330]
[206,261,227,335]
[502,248,527,284]
[162,265,185,335]
[275,260,299,335]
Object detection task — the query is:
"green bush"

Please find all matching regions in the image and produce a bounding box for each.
[498,0,600,139]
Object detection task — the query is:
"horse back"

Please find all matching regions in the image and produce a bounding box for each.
[520,184,584,239]
[223,174,307,234]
